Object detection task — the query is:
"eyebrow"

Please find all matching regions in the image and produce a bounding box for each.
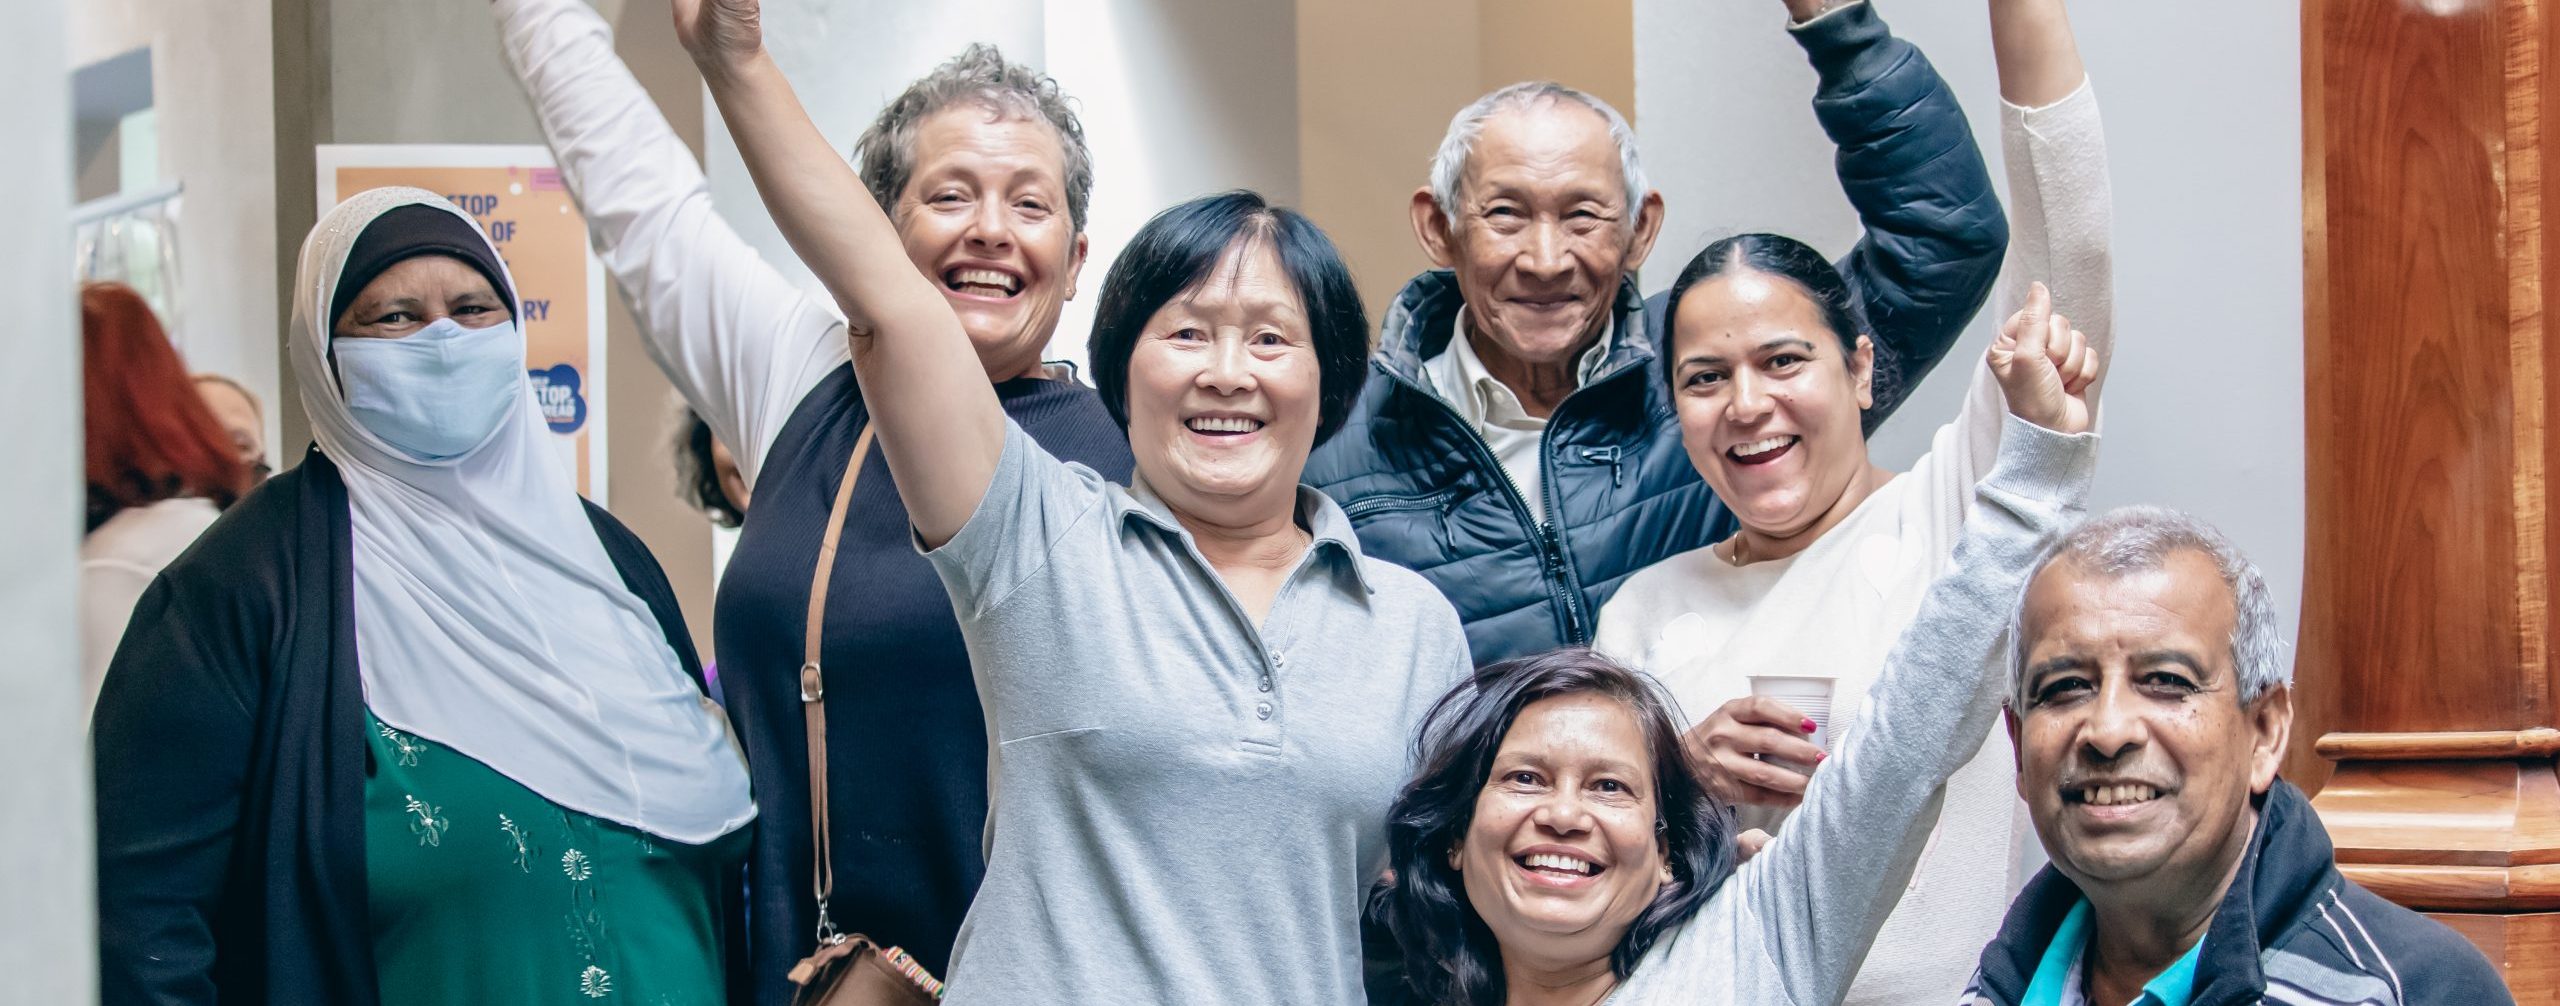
[1678,336,1820,369]
[2131,649,2215,676]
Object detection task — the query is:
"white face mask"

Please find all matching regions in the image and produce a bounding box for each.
[333,317,527,462]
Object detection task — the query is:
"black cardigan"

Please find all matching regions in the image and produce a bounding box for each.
[92,448,741,1006]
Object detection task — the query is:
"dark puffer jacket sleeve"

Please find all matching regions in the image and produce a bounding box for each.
[1799,0,2009,423]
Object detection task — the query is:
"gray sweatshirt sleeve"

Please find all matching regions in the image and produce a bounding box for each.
[1624,412,2095,1005]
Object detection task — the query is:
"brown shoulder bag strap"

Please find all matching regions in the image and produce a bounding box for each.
[801,424,877,945]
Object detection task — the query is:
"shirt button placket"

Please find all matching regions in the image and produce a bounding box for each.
[1258,649,1284,720]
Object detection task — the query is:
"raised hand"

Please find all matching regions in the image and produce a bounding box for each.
[672,0,764,77]
[1988,280,2098,435]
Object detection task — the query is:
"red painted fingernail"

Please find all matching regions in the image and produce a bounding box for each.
[1801,718,1817,734]
[1816,752,1829,763]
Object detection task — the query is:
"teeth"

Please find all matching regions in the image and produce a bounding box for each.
[948,268,1021,294]
[2082,784,2160,806]
[1522,853,1596,875]
[1186,416,1261,434]
[1731,435,1796,459]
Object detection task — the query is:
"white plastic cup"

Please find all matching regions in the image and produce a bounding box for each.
[1748,674,1836,774]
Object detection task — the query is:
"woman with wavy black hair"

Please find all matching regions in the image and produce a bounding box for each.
[1375,282,2099,1004]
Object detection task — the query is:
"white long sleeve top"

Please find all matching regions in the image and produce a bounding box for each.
[495,0,848,487]
[1614,412,2097,1006]
[1594,80,2114,1004]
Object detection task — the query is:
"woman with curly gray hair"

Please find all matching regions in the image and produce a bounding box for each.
[497,0,1134,994]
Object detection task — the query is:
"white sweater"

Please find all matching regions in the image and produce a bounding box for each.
[1613,414,2096,1006]
[1593,80,2112,1004]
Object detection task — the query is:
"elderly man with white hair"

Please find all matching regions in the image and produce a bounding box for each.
[1305,0,2010,664]
[1965,506,2511,1006]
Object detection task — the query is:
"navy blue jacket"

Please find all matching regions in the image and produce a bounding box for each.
[1959,780,2512,1006]
[1304,1,2009,663]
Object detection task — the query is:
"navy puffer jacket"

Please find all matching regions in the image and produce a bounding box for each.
[1305,1,2009,664]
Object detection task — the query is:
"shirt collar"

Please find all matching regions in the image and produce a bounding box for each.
[1113,471,1376,595]
[2025,901,2206,1006]
[1425,304,1614,424]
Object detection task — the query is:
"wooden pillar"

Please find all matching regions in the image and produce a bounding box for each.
[2298,0,2559,994]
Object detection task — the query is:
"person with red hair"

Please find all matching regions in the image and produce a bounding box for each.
[79,282,251,701]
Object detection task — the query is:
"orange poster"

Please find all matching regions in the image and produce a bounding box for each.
[316,145,610,502]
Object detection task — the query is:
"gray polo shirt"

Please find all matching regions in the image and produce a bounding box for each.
[924,420,1473,1004]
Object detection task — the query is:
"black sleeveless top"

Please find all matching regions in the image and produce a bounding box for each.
[714,364,1133,999]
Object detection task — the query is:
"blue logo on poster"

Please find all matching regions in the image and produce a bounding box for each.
[529,364,588,434]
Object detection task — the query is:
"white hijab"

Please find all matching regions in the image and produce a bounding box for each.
[291,187,753,844]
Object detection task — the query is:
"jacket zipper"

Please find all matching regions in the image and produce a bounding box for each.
[1381,366,1593,646]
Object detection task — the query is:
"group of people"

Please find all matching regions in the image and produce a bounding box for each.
[83,0,2513,1004]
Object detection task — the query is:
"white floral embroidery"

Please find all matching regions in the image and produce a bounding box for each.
[562,848,592,882]
[378,724,424,767]
[403,796,447,847]
[579,964,612,999]
[498,814,530,872]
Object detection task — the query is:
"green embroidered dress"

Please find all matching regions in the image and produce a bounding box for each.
[365,712,749,1005]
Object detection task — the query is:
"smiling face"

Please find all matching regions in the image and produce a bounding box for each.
[1456,692,1670,973]
[332,255,513,339]
[1668,267,1875,540]
[1121,238,1322,526]
[2011,550,2291,902]
[1417,101,1661,374]
[893,105,1088,380]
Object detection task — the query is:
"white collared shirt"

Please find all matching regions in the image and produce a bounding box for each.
[1419,305,1612,524]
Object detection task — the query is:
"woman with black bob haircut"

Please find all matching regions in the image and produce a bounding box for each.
[677,0,1474,1000]
[1374,648,1735,1005]
[1087,189,1371,445]
[1377,299,2095,1004]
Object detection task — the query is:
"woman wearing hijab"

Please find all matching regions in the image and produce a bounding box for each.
[92,186,757,1006]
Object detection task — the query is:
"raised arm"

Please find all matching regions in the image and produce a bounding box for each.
[1657,288,2097,1005]
[1991,0,2088,109]
[494,0,846,484]
[1991,0,2112,407]
[676,0,1001,546]
[1790,0,2010,428]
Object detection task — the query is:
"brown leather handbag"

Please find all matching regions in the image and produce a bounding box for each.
[786,427,945,1006]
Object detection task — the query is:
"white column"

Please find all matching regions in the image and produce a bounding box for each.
[1633,0,2305,650]
[2,0,96,999]
[73,0,281,474]
[1041,0,1301,372]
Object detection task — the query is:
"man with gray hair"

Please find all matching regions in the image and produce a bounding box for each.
[1305,0,2010,664]
[1964,506,2508,1005]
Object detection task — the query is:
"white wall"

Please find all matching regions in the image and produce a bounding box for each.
[73,0,281,466]
[1043,0,1301,373]
[2,0,94,998]
[701,0,1301,374]
[1635,0,2307,648]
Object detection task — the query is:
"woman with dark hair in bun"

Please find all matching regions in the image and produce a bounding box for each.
[1591,4,2113,999]
[675,0,1472,999]
[92,187,754,1006]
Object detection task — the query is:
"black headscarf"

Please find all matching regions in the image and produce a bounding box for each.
[327,203,515,325]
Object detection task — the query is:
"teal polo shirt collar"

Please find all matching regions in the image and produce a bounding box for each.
[2021,900,2205,1006]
